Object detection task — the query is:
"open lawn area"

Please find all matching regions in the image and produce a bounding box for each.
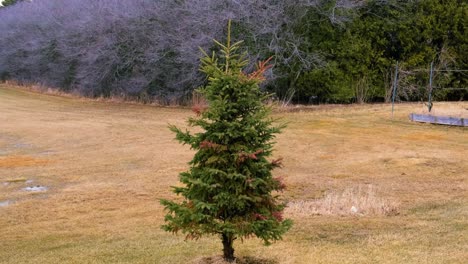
[0,84,467,263]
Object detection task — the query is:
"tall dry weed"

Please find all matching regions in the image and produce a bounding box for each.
[285,185,399,217]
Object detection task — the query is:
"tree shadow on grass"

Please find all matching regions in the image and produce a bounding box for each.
[194,255,278,264]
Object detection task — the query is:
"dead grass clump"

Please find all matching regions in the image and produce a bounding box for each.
[3,80,78,98]
[191,90,208,115]
[2,81,189,106]
[0,155,50,168]
[285,185,399,217]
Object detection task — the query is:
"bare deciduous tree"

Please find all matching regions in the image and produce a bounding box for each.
[0,0,364,101]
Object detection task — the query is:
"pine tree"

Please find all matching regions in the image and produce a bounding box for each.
[160,21,292,262]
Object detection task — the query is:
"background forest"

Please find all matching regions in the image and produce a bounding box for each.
[0,0,466,104]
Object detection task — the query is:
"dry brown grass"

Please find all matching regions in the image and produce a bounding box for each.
[285,185,399,217]
[415,102,467,118]
[0,84,467,263]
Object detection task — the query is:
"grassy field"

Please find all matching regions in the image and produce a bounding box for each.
[0,84,467,264]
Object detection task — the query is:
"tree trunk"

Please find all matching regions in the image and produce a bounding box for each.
[222,233,235,262]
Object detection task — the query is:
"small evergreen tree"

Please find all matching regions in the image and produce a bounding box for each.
[161,21,292,262]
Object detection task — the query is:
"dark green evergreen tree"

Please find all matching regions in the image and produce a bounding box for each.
[2,0,20,7]
[161,21,292,262]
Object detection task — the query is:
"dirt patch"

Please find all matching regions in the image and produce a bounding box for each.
[0,155,50,168]
[403,133,446,141]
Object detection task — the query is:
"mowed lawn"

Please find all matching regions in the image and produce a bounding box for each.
[0,84,467,264]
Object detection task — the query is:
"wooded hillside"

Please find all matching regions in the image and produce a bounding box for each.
[0,0,466,103]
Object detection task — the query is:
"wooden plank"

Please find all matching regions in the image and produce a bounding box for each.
[409,113,467,127]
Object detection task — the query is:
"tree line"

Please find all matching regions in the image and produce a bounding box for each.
[0,0,466,104]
